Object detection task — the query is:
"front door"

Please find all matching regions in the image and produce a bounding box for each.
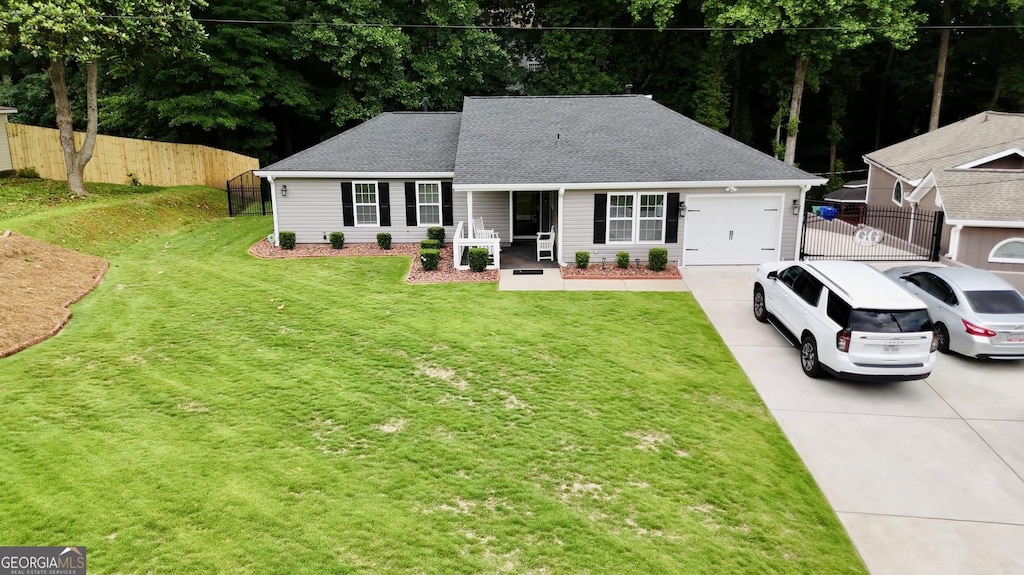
[513,191,555,238]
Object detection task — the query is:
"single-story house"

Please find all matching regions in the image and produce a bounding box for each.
[0,106,17,173]
[255,95,825,268]
[863,111,1024,281]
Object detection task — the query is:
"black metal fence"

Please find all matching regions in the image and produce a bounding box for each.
[226,170,271,216]
[800,200,944,262]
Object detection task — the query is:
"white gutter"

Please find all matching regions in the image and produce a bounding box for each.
[267,176,281,246]
[557,187,566,265]
[254,171,455,179]
[944,219,1024,229]
[453,178,826,193]
[862,157,923,187]
[947,224,963,260]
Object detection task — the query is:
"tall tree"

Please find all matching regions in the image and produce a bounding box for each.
[0,0,206,195]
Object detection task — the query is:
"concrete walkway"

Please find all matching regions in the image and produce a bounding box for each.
[685,266,1024,575]
[498,268,690,292]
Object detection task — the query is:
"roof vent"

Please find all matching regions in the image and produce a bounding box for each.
[624,84,633,95]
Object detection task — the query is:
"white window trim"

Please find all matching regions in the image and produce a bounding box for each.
[988,237,1024,264]
[891,180,904,207]
[953,148,1024,170]
[353,180,380,227]
[415,180,442,226]
[607,192,667,244]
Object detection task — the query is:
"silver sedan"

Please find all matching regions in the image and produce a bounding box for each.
[883,266,1024,360]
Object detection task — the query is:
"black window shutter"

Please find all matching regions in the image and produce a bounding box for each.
[378,182,391,226]
[341,182,354,227]
[441,182,454,226]
[404,182,417,226]
[593,193,607,244]
[665,192,680,243]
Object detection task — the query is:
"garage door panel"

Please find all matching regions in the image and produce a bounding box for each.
[683,195,783,265]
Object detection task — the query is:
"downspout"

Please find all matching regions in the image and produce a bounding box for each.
[908,202,916,244]
[947,224,963,261]
[268,176,281,246]
[557,187,566,265]
[793,184,811,260]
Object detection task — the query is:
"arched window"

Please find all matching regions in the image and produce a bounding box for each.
[989,238,1024,263]
[891,180,903,206]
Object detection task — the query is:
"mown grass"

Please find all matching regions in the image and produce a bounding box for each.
[0,212,864,573]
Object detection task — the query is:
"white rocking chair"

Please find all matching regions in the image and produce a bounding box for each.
[473,217,498,240]
[536,226,556,261]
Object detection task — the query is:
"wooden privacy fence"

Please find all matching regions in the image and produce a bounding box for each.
[5,122,259,190]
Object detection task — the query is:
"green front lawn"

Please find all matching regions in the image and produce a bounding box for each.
[0,215,864,574]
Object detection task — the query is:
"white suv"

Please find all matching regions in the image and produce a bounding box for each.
[753,260,938,381]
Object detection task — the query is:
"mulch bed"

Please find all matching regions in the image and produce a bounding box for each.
[248,240,499,284]
[560,263,682,280]
[0,231,109,358]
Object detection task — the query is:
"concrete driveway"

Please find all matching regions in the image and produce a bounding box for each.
[685,266,1024,575]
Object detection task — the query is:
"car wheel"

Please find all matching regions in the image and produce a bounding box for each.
[935,323,950,354]
[800,336,824,378]
[753,284,768,323]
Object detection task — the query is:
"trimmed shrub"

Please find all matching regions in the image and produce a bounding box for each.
[427,226,445,244]
[329,231,345,249]
[575,251,590,269]
[616,251,631,269]
[420,248,440,271]
[376,232,392,250]
[420,239,441,250]
[279,231,296,250]
[468,247,489,272]
[648,247,669,271]
[17,167,40,179]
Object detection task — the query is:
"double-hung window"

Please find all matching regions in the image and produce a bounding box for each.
[354,181,379,226]
[416,181,441,226]
[608,192,666,243]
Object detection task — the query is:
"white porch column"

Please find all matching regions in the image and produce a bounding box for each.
[557,187,566,265]
[467,190,474,238]
[267,176,281,246]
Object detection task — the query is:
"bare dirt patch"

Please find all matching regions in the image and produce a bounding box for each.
[561,263,681,280]
[249,239,498,284]
[0,231,108,358]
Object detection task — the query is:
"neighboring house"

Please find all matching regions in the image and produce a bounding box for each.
[0,107,17,173]
[823,179,867,204]
[863,111,1024,278]
[255,95,825,267]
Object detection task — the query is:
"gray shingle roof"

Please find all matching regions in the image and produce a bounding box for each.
[453,95,817,185]
[260,112,461,172]
[865,112,1024,223]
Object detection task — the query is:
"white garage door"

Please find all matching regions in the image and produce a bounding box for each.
[683,194,784,265]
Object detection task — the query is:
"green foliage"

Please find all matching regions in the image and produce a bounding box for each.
[16,167,40,179]
[419,248,440,271]
[427,226,445,244]
[575,251,590,269]
[616,251,631,269]
[126,172,142,186]
[329,231,345,249]
[279,231,296,250]
[420,239,440,250]
[468,247,489,272]
[376,232,392,250]
[647,247,669,271]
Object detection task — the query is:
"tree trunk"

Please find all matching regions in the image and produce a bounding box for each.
[46,58,99,197]
[928,2,952,132]
[874,45,895,150]
[989,74,1003,109]
[783,55,808,166]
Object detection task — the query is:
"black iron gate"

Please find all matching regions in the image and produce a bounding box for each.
[226,170,271,216]
[800,200,944,262]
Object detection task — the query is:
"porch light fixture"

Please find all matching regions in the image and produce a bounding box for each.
[725,186,737,193]
[791,199,800,215]
[678,201,686,217]
[281,185,288,196]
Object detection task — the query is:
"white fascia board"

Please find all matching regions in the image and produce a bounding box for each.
[944,219,1024,229]
[952,147,1024,170]
[253,171,455,179]
[0,108,17,115]
[862,157,922,187]
[453,178,826,193]
[907,170,937,203]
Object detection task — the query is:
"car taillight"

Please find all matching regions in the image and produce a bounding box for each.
[962,319,997,338]
[930,331,939,352]
[836,329,851,352]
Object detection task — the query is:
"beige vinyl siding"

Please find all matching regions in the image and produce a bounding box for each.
[866,166,900,206]
[957,227,1024,272]
[0,116,13,172]
[561,186,803,264]
[274,178,455,244]
[468,191,511,245]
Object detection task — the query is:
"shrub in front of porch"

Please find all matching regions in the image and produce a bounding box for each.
[427,227,445,244]
[468,247,489,272]
[420,248,440,271]
[377,232,392,250]
[329,232,345,249]
[648,247,668,271]
[616,251,630,269]
[420,239,441,250]
[279,231,296,250]
[575,251,590,269]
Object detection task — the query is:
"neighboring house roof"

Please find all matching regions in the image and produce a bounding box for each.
[453,95,818,186]
[0,106,17,115]
[824,186,866,203]
[864,111,1024,223]
[260,112,461,173]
